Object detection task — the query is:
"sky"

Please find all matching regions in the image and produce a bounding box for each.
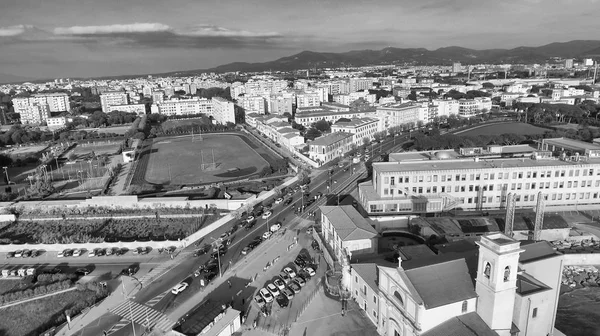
[1,0,599,80]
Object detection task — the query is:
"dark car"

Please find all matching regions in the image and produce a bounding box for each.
[121,264,140,276]
[6,251,14,259]
[294,256,307,268]
[276,294,289,308]
[193,248,207,257]
[22,249,32,258]
[204,272,217,282]
[204,264,219,273]
[284,198,293,205]
[245,221,256,230]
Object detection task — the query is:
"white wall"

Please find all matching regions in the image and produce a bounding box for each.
[420,298,477,332]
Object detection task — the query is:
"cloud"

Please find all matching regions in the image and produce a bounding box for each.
[54,23,172,35]
[0,25,34,37]
[178,25,281,38]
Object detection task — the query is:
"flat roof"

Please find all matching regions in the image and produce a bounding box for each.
[332,117,379,127]
[310,132,354,146]
[173,300,232,335]
[542,137,600,151]
[373,156,600,173]
[389,150,459,162]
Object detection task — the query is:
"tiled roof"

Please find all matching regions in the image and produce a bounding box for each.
[403,259,477,309]
[516,272,551,296]
[351,263,379,293]
[320,205,378,241]
[422,312,498,336]
[310,132,354,146]
[518,241,560,263]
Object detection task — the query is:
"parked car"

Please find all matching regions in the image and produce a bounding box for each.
[289,281,301,294]
[303,267,316,277]
[266,283,280,297]
[262,211,272,219]
[204,272,217,282]
[75,268,90,276]
[262,231,272,240]
[259,288,274,303]
[245,215,255,223]
[132,248,139,255]
[14,250,23,258]
[270,223,282,232]
[21,249,31,258]
[105,248,113,256]
[96,248,106,257]
[29,249,38,258]
[294,256,307,268]
[225,237,233,247]
[88,249,96,257]
[273,278,286,291]
[6,251,14,259]
[275,198,283,204]
[194,269,202,277]
[204,264,219,273]
[72,249,81,257]
[139,247,149,255]
[171,282,189,295]
[241,246,253,255]
[293,277,306,287]
[281,287,294,300]
[283,267,296,279]
[284,198,293,205]
[276,294,289,308]
[254,294,266,308]
[279,272,291,284]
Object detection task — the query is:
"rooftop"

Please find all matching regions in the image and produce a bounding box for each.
[351,263,379,293]
[516,272,551,296]
[320,205,378,241]
[518,240,561,264]
[173,300,236,336]
[310,132,354,147]
[541,137,600,151]
[421,312,497,336]
[403,258,478,309]
[332,117,379,128]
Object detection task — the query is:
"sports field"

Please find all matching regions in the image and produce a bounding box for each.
[144,134,269,185]
[71,142,121,158]
[458,122,549,137]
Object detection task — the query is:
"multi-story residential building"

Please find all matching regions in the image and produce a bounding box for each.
[565,58,574,69]
[375,103,421,130]
[14,93,70,124]
[452,62,462,73]
[458,97,492,117]
[308,132,354,164]
[30,93,70,112]
[109,104,146,115]
[100,91,129,112]
[320,205,378,261]
[21,104,50,124]
[236,95,266,114]
[349,78,374,92]
[268,95,293,115]
[46,116,67,127]
[151,91,165,103]
[296,91,321,108]
[432,99,459,117]
[211,97,236,124]
[358,138,600,216]
[331,118,380,146]
[151,98,212,116]
[295,106,376,127]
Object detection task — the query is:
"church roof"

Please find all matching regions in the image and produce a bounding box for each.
[516,272,551,296]
[403,259,477,309]
[422,312,498,336]
[519,241,560,264]
[351,263,379,294]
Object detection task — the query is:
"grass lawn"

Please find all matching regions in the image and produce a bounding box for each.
[0,280,21,295]
[144,134,269,185]
[556,287,600,336]
[161,117,211,131]
[71,142,121,158]
[0,289,99,336]
[458,122,549,137]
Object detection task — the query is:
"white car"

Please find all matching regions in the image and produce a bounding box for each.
[88,249,96,257]
[262,231,272,240]
[266,283,280,297]
[56,250,63,258]
[171,282,189,295]
[273,278,286,290]
[275,198,284,204]
[262,211,272,219]
[283,267,296,279]
[72,249,81,257]
[259,288,274,303]
[303,267,316,277]
[246,215,255,223]
[254,294,266,307]
[270,223,282,232]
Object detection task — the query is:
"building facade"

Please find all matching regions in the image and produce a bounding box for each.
[151,98,212,116]
[100,91,129,112]
[211,97,236,124]
[308,132,354,164]
[375,103,421,130]
[109,104,146,115]
[331,117,380,146]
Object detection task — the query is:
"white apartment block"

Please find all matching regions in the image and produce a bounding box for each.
[432,99,459,117]
[458,97,492,117]
[30,93,69,112]
[211,97,236,124]
[236,95,266,114]
[349,78,374,92]
[359,139,600,215]
[109,104,146,115]
[151,91,165,103]
[296,91,321,108]
[13,93,70,124]
[21,104,50,124]
[100,91,129,112]
[268,95,293,115]
[151,98,212,116]
[331,118,380,146]
[375,103,421,130]
[295,107,376,127]
[46,116,67,127]
[231,85,246,99]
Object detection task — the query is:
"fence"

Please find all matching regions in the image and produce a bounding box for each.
[294,278,323,322]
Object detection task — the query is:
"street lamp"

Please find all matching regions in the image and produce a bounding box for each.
[122,275,149,332]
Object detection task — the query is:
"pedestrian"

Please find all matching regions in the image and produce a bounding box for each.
[228,280,232,288]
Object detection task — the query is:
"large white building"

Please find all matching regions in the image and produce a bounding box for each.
[432,99,459,117]
[236,95,266,114]
[376,103,421,130]
[268,95,294,115]
[211,97,236,124]
[109,104,146,115]
[308,132,354,164]
[359,138,600,215]
[13,93,70,124]
[331,117,380,146]
[151,98,212,116]
[100,91,129,112]
[296,91,321,108]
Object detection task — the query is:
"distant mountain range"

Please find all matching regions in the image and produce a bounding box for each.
[0,73,33,85]
[204,40,600,73]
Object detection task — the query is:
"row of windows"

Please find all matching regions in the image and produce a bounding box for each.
[381,168,599,185]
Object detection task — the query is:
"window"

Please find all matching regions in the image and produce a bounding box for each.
[355,276,358,283]
[504,266,510,282]
[484,262,491,278]
[462,300,468,313]
[373,295,377,303]
[362,285,367,295]
[394,291,404,306]
[373,310,377,319]
[532,307,538,318]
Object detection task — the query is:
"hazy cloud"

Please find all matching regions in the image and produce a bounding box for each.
[0,25,34,37]
[54,23,172,35]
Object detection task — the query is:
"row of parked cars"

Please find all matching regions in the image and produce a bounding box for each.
[6,249,43,259]
[255,264,316,309]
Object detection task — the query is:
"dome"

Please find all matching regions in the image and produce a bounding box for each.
[435,151,451,159]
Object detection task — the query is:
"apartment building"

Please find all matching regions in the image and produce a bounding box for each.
[109,104,146,115]
[432,99,459,117]
[46,116,67,127]
[295,106,376,127]
[375,103,421,130]
[21,104,50,124]
[30,93,70,112]
[151,91,164,103]
[458,97,492,117]
[308,132,354,164]
[296,91,321,108]
[349,78,374,92]
[331,118,380,146]
[100,91,129,112]
[236,95,266,114]
[268,95,293,115]
[13,93,70,124]
[211,97,236,124]
[358,138,600,215]
[151,98,212,116]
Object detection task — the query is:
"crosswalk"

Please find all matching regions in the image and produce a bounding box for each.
[137,251,191,286]
[110,300,175,331]
[104,319,131,335]
[146,290,169,307]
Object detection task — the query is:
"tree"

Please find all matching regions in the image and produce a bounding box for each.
[304,128,321,141]
[313,119,331,133]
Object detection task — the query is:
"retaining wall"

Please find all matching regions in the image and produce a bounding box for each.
[0,239,182,253]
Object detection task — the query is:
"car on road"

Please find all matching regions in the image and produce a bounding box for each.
[262,211,272,219]
[194,248,208,257]
[283,267,296,279]
[204,272,217,283]
[225,237,233,247]
[276,294,289,308]
[262,231,272,240]
[254,294,266,308]
[303,267,316,277]
[289,281,301,294]
[284,198,293,205]
[245,221,256,230]
[281,287,294,300]
[171,282,189,295]
[210,249,226,259]
[275,198,283,204]
[245,215,255,223]
[72,249,81,257]
[75,268,90,276]
[241,246,253,255]
[266,282,280,297]
[273,278,286,290]
[14,250,23,258]
[279,272,291,284]
[293,277,306,287]
[270,223,282,232]
[88,249,96,257]
[259,288,274,303]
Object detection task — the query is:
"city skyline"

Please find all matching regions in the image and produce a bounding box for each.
[1,0,599,80]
